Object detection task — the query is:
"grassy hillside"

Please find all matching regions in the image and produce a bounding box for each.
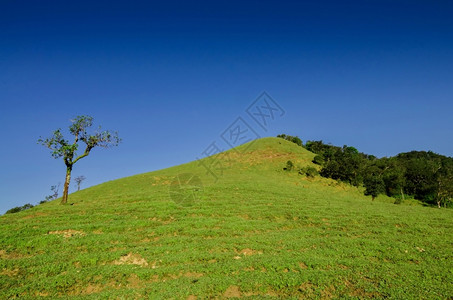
[1,137,452,299]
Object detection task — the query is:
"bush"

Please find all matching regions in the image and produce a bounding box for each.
[291,136,302,146]
[312,155,324,165]
[6,203,34,214]
[305,167,319,178]
[299,167,319,178]
[277,134,303,147]
[284,160,294,171]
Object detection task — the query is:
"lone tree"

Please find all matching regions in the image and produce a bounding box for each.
[74,175,86,191]
[38,116,120,204]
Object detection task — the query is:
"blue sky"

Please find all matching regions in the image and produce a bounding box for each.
[1,0,452,213]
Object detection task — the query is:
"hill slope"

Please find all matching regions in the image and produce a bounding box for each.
[1,137,452,298]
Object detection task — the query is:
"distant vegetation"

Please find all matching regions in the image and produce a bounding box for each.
[6,184,60,214]
[276,134,302,147]
[74,175,86,191]
[278,134,453,207]
[5,203,34,214]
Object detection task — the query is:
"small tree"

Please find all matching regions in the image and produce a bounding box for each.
[74,175,86,191]
[41,183,61,204]
[38,116,120,204]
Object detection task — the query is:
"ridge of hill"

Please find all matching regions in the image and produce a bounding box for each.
[1,137,452,298]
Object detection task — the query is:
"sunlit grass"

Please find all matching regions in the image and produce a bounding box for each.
[1,138,452,298]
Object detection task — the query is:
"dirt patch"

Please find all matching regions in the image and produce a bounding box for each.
[236,248,262,256]
[184,272,204,278]
[84,284,104,294]
[22,212,48,219]
[142,236,160,243]
[152,176,172,186]
[187,295,197,300]
[299,262,308,269]
[344,280,380,298]
[321,285,336,299]
[1,268,19,277]
[0,250,31,259]
[48,229,86,238]
[127,273,144,288]
[113,253,149,267]
[224,285,242,298]
[299,282,315,296]
[67,283,104,296]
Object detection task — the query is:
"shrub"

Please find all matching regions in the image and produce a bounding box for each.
[305,167,319,178]
[6,203,34,214]
[299,167,319,178]
[277,134,303,147]
[291,136,302,146]
[284,160,294,171]
[312,155,324,165]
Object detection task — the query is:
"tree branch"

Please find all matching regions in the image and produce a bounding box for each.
[72,145,92,165]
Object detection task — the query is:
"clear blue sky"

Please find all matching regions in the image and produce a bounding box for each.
[1,0,452,213]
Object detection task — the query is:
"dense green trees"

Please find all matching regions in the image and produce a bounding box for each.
[278,135,453,207]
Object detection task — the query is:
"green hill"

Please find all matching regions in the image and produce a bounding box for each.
[1,137,452,299]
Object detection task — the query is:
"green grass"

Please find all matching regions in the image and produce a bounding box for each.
[1,137,452,299]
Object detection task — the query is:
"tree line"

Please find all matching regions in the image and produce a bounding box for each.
[277,134,453,208]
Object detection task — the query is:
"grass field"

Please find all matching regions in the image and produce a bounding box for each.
[1,137,452,299]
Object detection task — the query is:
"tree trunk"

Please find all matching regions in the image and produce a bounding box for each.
[62,166,72,204]
[372,195,375,201]
[400,187,405,201]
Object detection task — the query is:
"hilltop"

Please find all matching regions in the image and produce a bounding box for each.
[1,137,452,298]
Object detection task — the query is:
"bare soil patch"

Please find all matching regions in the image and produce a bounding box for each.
[224,285,241,298]
[113,252,148,267]
[48,229,86,238]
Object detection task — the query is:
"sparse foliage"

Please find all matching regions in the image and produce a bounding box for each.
[74,176,86,191]
[41,184,61,204]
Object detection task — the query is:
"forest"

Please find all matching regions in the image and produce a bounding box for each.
[277,134,453,208]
